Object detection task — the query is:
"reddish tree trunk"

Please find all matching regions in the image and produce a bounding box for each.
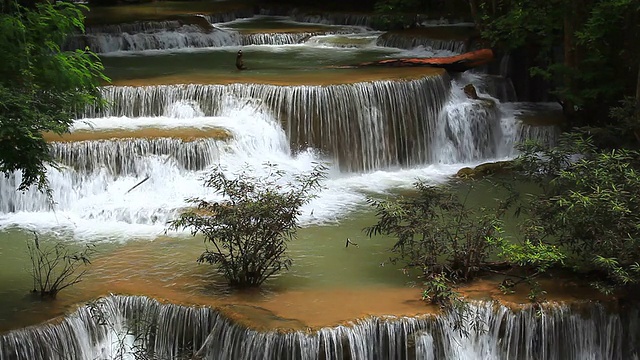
[356,48,494,73]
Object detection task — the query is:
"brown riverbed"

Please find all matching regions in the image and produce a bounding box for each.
[108,67,445,87]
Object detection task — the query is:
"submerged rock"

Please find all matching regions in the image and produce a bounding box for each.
[456,160,513,178]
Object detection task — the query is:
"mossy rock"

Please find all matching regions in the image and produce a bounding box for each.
[456,160,513,179]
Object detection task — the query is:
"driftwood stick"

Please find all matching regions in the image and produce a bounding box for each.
[126,175,150,194]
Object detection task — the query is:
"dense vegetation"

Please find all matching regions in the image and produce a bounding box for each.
[475,0,639,129]
[0,2,107,191]
[514,135,640,294]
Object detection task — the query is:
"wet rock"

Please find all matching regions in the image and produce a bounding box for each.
[456,160,513,178]
[464,84,479,99]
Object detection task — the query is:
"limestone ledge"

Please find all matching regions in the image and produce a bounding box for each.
[43,128,233,143]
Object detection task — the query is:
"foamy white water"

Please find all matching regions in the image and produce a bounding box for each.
[0,98,483,241]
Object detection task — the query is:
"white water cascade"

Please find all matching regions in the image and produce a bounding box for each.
[65,15,374,53]
[376,33,467,53]
[0,73,556,238]
[67,26,241,53]
[86,77,452,172]
[0,295,637,360]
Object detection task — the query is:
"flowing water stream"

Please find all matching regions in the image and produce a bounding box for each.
[1,14,626,360]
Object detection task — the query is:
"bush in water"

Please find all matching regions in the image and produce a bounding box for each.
[170,163,326,288]
[365,177,568,305]
[27,233,95,299]
[365,181,505,304]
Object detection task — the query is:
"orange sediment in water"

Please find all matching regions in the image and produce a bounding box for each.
[43,128,233,143]
[74,239,613,331]
[109,67,446,87]
[458,276,612,305]
[76,240,438,330]
[1,238,616,334]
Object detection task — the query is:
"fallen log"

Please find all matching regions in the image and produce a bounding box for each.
[356,48,494,73]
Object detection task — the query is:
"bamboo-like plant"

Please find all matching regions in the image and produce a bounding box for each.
[27,233,95,299]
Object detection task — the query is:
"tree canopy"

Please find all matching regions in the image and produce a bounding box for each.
[474,0,639,127]
[0,2,107,191]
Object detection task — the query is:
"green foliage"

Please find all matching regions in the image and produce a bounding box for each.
[372,0,421,29]
[515,135,640,291]
[0,3,108,191]
[366,182,503,286]
[489,234,565,274]
[479,1,561,52]
[27,233,95,299]
[478,0,638,124]
[422,272,459,305]
[170,163,326,288]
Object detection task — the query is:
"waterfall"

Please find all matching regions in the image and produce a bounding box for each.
[203,10,256,24]
[436,76,504,163]
[85,21,187,35]
[69,29,362,52]
[376,33,467,53]
[436,98,503,163]
[0,101,292,222]
[49,138,223,175]
[502,102,562,147]
[304,33,380,48]
[240,32,324,45]
[517,124,559,146]
[1,295,638,360]
[285,11,374,27]
[87,76,451,172]
[66,27,241,53]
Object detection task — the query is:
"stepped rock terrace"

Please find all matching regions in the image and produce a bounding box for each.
[43,128,233,143]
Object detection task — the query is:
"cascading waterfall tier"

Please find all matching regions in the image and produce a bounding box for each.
[85,21,187,35]
[290,13,374,27]
[240,32,332,45]
[68,29,361,53]
[376,33,467,53]
[436,99,503,163]
[203,10,256,24]
[49,138,223,176]
[1,295,638,360]
[65,13,369,53]
[517,124,559,147]
[88,76,451,172]
[66,26,240,53]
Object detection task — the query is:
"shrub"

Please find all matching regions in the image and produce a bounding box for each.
[170,163,326,288]
[365,181,502,287]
